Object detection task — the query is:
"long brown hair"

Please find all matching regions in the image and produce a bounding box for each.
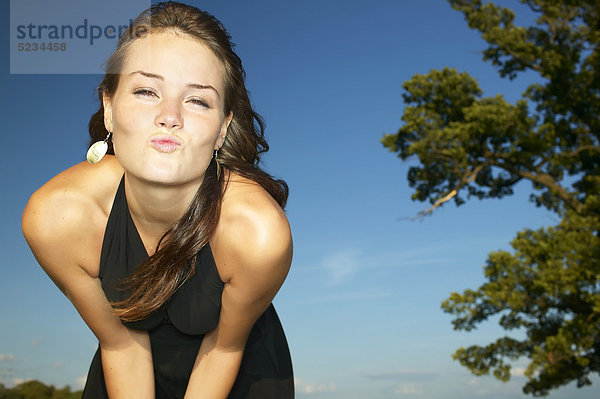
[88,1,288,321]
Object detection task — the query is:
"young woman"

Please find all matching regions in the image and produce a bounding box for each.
[21,2,294,398]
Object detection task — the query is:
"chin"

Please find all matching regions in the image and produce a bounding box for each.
[142,171,184,185]
[119,155,205,186]
[141,166,203,187]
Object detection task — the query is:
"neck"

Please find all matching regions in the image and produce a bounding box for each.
[124,173,202,252]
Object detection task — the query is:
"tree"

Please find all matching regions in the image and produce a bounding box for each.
[381,0,599,395]
[0,381,82,399]
[16,381,52,399]
[51,386,80,399]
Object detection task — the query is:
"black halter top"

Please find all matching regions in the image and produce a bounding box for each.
[82,176,294,398]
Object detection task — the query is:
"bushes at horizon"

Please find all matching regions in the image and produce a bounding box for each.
[0,380,82,399]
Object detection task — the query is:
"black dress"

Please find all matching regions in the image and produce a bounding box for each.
[82,177,294,398]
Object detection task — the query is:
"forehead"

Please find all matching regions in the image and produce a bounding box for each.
[120,30,225,91]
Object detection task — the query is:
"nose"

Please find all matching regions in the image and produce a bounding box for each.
[155,99,183,130]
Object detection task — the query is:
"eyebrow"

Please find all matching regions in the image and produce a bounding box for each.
[128,70,220,98]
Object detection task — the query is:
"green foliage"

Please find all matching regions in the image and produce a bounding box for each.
[382,0,599,215]
[442,206,600,395]
[382,0,600,395]
[382,67,542,210]
[0,381,82,399]
[16,381,52,399]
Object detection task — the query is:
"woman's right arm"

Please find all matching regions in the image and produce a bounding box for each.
[22,182,154,398]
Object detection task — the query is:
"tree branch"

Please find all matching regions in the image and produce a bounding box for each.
[488,160,584,212]
[431,150,455,162]
[562,145,600,158]
[503,46,544,74]
[518,170,582,211]
[414,163,487,219]
[542,15,558,45]
[524,0,543,13]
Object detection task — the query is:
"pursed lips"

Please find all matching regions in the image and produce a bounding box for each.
[150,134,182,153]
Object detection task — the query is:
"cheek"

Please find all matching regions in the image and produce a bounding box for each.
[111,125,141,154]
[111,134,127,157]
[113,103,141,129]
[111,107,148,149]
[190,118,225,145]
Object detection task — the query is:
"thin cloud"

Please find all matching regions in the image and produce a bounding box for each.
[77,375,87,389]
[31,338,44,347]
[393,383,424,395]
[511,366,526,377]
[466,375,526,396]
[511,364,538,378]
[294,378,336,394]
[0,354,16,362]
[293,289,393,305]
[12,378,29,386]
[0,367,16,381]
[300,246,460,276]
[365,370,438,382]
[322,249,361,284]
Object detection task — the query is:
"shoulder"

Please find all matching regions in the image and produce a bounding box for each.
[211,172,292,287]
[22,156,123,277]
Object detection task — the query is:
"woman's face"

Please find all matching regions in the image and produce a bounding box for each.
[103,30,232,186]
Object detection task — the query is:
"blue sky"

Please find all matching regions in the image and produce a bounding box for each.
[1,0,597,398]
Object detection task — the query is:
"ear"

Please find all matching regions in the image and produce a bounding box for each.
[102,91,114,133]
[215,111,233,149]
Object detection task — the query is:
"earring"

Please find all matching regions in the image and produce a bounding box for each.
[87,132,112,164]
[214,149,221,179]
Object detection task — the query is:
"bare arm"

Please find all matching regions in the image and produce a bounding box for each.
[22,181,155,398]
[184,189,293,398]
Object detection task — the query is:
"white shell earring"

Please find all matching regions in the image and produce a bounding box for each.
[87,132,112,164]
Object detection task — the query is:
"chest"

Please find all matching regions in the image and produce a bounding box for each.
[98,179,225,335]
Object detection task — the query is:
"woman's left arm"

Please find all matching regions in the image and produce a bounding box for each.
[184,196,292,398]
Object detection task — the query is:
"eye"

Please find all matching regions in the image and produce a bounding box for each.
[187,97,210,108]
[133,89,157,97]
